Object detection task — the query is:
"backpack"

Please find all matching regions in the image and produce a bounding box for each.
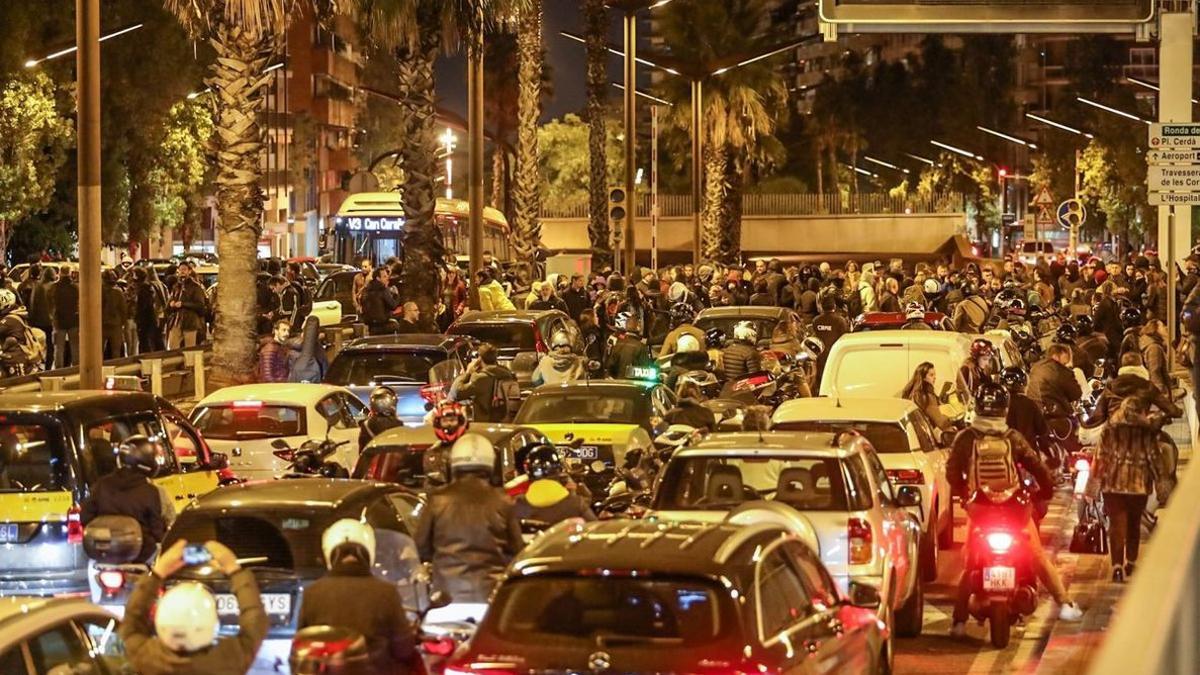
[968,432,1020,503]
[489,373,522,421]
[2,315,45,374]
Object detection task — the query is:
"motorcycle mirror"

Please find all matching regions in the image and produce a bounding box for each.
[270,439,290,450]
[427,590,452,610]
[205,452,230,471]
[847,581,882,608]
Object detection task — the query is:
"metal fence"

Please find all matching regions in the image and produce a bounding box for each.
[540,192,967,219]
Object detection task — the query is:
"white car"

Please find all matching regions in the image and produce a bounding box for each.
[190,383,367,480]
[772,397,954,581]
[982,329,1026,371]
[649,431,925,638]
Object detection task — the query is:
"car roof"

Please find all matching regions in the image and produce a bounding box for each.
[342,334,470,352]
[696,306,788,320]
[187,478,396,511]
[831,329,972,348]
[369,423,540,447]
[773,397,918,424]
[196,383,349,407]
[512,519,787,578]
[679,430,869,460]
[455,310,561,323]
[528,379,657,395]
[0,390,159,413]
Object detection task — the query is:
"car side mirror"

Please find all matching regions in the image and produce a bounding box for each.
[938,381,953,404]
[847,581,882,608]
[204,452,229,471]
[270,439,290,450]
[895,485,922,508]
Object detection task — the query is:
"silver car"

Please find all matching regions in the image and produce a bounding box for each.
[0,597,129,673]
[649,430,926,638]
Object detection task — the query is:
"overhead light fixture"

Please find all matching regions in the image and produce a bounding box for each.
[1125,77,1200,105]
[1076,96,1152,126]
[863,155,910,175]
[931,139,983,161]
[1025,113,1095,139]
[25,23,144,68]
[903,152,935,166]
[976,125,1038,150]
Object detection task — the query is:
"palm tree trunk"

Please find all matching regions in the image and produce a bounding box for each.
[583,0,611,270]
[207,21,274,384]
[511,0,542,262]
[491,146,506,208]
[398,31,445,331]
[701,141,727,262]
[718,152,743,264]
[814,140,825,213]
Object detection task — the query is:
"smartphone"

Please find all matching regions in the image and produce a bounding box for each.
[183,543,212,566]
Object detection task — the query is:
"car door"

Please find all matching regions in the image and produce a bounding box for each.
[862,452,918,609]
[155,408,221,509]
[785,540,873,675]
[909,413,950,525]
[16,620,106,675]
[754,541,846,674]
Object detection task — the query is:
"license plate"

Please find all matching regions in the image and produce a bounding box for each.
[558,445,598,460]
[216,593,291,617]
[983,566,1016,591]
[0,524,17,543]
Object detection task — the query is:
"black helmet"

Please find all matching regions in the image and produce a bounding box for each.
[369,387,397,416]
[524,444,564,480]
[975,382,1010,418]
[999,366,1027,393]
[1074,314,1095,336]
[1054,323,1077,345]
[117,435,158,476]
[704,327,726,350]
[669,302,696,328]
[1120,306,1143,330]
[970,338,994,360]
[993,288,1019,310]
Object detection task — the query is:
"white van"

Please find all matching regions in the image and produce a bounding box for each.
[819,330,973,415]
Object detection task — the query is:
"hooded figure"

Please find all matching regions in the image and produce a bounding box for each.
[288,315,327,383]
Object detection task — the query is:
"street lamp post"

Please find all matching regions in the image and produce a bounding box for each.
[468,35,485,309]
[440,128,457,199]
[622,9,637,274]
[77,0,102,389]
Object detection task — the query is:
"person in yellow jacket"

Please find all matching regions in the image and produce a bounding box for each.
[475,268,515,311]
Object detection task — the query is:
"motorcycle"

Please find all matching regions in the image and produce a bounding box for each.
[271,437,351,478]
[83,515,152,610]
[962,493,1041,648]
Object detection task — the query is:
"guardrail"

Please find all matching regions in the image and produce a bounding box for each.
[539,191,969,219]
[0,322,368,401]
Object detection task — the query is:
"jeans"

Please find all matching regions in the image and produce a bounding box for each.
[103,329,124,359]
[1104,492,1148,568]
[138,324,164,354]
[52,327,79,369]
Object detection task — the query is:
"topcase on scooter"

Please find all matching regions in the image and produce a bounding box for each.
[82,515,144,564]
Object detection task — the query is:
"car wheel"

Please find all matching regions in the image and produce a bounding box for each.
[919,527,939,583]
[894,574,924,638]
[876,636,895,675]
[937,499,955,549]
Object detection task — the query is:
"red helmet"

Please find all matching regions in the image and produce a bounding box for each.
[970,338,995,360]
[433,401,468,444]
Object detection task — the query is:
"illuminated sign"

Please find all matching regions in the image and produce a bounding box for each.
[334,216,405,233]
[819,0,1153,31]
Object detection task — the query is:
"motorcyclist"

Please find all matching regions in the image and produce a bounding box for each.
[664,333,711,390]
[1074,315,1110,376]
[951,283,990,333]
[121,539,266,675]
[0,288,42,376]
[512,445,597,525]
[1028,343,1085,420]
[359,386,402,450]
[532,331,585,386]
[80,435,167,563]
[960,338,997,395]
[1001,367,1053,462]
[298,519,415,674]
[1090,352,1182,425]
[423,400,470,489]
[604,312,653,379]
[658,301,706,358]
[901,301,932,330]
[665,380,718,432]
[1116,306,1144,358]
[946,383,1083,638]
[721,320,762,381]
[1054,323,1095,383]
[414,434,524,603]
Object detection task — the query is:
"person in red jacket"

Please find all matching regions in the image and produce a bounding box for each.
[257,320,292,383]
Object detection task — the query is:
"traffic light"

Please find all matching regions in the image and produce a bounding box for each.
[608,187,627,249]
[998,167,1008,180]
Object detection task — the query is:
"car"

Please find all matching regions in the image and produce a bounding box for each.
[649,430,925,637]
[353,423,552,490]
[851,311,951,332]
[310,269,360,326]
[189,383,369,480]
[162,479,423,673]
[447,310,582,387]
[694,305,806,348]
[981,329,1026,371]
[0,391,227,595]
[0,596,131,674]
[1017,240,1056,267]
[771,397,954,581]
[325,334,476,426]
[513,380,675,497]
[449,519,892,675]
[819,329,973,416]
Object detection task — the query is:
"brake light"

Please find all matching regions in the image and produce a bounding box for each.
[1073,458,1090,473]
[232,400,263,409]
[97,569,126,596]
[848,517,873,564]
[421,637,458,656]
[986,531,1015,554]
[419,383,445,404]
[445,666,518,675]
[886,468,925,485]
[67,505,83,544]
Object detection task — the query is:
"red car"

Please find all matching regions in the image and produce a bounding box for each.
[851,311,950,332]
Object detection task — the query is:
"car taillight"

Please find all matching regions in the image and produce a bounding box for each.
[97,569,125,596]
[986,531,1015,554]
[848,517,872,565]
[533,324,548,355]
[445,665,518,675]
[421,637,458,656]
[733,373,772,391]
[886,468,925,485]
[67,505,83,544]
[420,383,445,404]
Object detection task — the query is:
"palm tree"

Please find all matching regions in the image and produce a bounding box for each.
[162,0,304,384]
[583,0,611,269]
[511,0,542,261]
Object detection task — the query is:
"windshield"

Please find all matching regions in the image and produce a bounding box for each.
[773,420,911,453]
[655,455,855,512]
[166,513,315,571]
[515,391,645,425]
[0,418,69,493]
[449,323,535,351]
[694,316,780,341]
[490,576,727,647]
[191,404,306,440]
[325,351,443,386]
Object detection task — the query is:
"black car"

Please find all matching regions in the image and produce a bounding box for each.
[353,423,551,490]
[448,519,892,675]
[325,334,476,425]
[447,310,581,387]
[162,479,422,672]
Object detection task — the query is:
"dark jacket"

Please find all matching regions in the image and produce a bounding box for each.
[664,397,717,432]
[361,279,399,328]
[1138,333,1171,395]
[27,281,53,329]
[513,479,597,525]
[101,282,128,331]
[562,287,591,322]
[298,560,416,675]
[257,338,291,383]
[879,291,901,313]
[529,296,568,314]
[453,364,518,423]
[1006,392,1050,456]
[51,277,79,330]
[811,310,849,376]
[1077,333,1109,370]
[721,340,761,382]
[168,277,207,332]
[605,335,652,379]
[952,295,989,333]
[80,467,165,562]
[133,282,159,331]
[120,568,267,675]
[1096,395,1174,498]
[1093,296,1122,355]
[1090,367,1182,425]
[415,475,524,603]
[947,417,1053,501]
[288,316,326,383]
[1026,357,1083,418]
[359,414,402,450]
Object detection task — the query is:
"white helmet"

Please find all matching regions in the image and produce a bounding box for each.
[155,582,218,652]
[656,424,697,448]
[676,334,701,353]
[321,518,376,568]
[0,289,15,314]
[923,278,940,295]
[450,433,494,473]
[733,320,757,343]
[551,331,571,350]
[668,282,689,303]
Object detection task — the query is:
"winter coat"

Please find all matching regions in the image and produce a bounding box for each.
[605,336,653,379]
[532,354,585,387]
[947,416,1053,501]
[120,568,266,675]
[414,475,524,603]
[513,479,596,525]
[51,277,79,330]
[1138,333,1171,395]
[257,339,292,383]
[298,560,416,675]
[1093,296,1122,352]
[27,281,53,329]
[79,467,165,563]
[664,397,717,432]
[101,282,128,331]
[478,280,516,311]
[1006,392,1050,455]
[562,287,591,322]
[288,316,326,383]
[451,364,518,423]
[168,277,207,332]
[658,324,706,358]
[1090,366,1182,425]
[1027,357,1083,418]
[721,340,762,382]
[361,279,399,328]
[879,291,901,313]
[529,296,568,314]
[1096,397,1174,498]
[359,414,402,451]
[908,386,953,432]
[952,295,989,333]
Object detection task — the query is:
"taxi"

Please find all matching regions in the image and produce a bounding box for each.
[0,391,226,596]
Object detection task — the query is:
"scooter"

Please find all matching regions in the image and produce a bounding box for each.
[83,515,152,615]
[272,437,351,478]
[962,493,1040,649]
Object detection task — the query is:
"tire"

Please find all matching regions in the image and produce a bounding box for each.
[894,575,924,638]
[919,528,939,583]
[876,638,894,675]
[937,499,955,549]
[989,602,1011,649]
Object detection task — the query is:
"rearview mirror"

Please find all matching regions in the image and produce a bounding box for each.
[895,485,922,508]
[938,381,953,404]
[847,581,882,608]
[204,452,230,471]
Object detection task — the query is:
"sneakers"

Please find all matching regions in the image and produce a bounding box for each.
[1112,566,1125,583]
[1124,561,1136,579]
[950,621,967,638]
[1058,602,1084,622]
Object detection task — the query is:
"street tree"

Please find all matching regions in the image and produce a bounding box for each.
[538,113,622,216]
[511,0,543,261]
[583,0,612,269]
[148,100,215,250]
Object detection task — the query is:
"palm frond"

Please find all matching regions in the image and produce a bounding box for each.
[346,0,420,51]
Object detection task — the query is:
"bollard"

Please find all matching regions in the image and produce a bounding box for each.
[40,376,67,392]
[140,358,164,397]
[183,350,207,400]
